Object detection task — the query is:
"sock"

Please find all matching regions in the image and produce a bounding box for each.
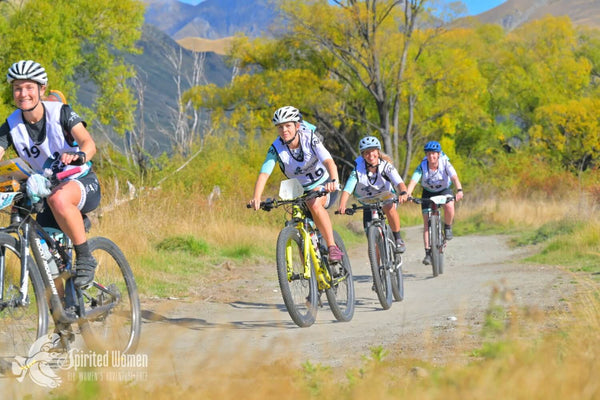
[425,248,431,255]
[74,242,92,259]
[393,231,402,241]
[445,224,452,229]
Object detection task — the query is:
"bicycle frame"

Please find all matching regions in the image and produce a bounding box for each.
[286,202,333,291]
[1,198,116,327]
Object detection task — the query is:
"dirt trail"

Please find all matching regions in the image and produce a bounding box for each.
[137,226,572,385]
[1,227,573,395]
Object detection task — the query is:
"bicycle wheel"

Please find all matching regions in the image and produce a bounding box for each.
[0,233,49,360]
[276,226,318,327]
[79,237,141,354]
[438,223,445,275]
[383,225,404,302]
[367,225,392,309]
[430,215,441,277]
[324,230,355,322]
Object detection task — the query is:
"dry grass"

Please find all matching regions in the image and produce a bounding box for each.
[176,36,234,55]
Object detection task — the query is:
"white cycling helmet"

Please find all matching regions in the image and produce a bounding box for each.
[7,60,48,85]
[359,136,381,153]
[272,106,301,125]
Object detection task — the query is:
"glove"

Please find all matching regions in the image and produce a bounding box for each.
[26,174,52,203]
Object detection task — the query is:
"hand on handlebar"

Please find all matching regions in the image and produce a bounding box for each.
[61,151,86,166]
[26,174,51,203]
[248,198,261,211]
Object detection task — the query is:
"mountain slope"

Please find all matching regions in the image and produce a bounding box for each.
[475,0,600,30]
[143,0,276,39]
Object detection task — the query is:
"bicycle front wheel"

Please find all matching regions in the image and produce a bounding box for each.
[367,225,392,310]
[430,215,441,277]
[324,230,355,322]
[0,233,49,361]
[276,226,318,327]
[79,237,141,354]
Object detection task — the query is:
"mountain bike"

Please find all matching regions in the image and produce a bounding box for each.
[337,194,403,310]
[409,194,455,277]
[250,179,355,327]
[0,166,141,366]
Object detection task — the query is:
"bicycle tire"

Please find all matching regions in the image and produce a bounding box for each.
[324,230,355,322]
[430,215,441,277]
[383,225,404,302]
[367,225,393,309]
[276,226,318,327]
[0,233,49,360]
[390,256,404,301]
[79,237,141,354]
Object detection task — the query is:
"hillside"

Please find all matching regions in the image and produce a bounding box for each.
[143,0,276,39]
[475,0,600,30]
[83,24,232,153]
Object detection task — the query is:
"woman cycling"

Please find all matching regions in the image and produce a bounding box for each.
[248,106,343,262]
[338,136,408,253]
[0,60,101,289]
[406,141,463,265]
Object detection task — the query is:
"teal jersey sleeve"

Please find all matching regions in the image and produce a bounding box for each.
[259,146,278,175]
[342,170,358,194]
[410,163,423,183]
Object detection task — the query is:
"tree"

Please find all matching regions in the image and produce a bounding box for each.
[0,0,144,134]
[529,99,600,173]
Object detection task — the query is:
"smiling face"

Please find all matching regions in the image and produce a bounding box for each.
[362,148,380,166]
[425,150,440,168]
[12,80,44,111]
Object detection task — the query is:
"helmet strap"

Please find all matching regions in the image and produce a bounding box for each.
[283,131,298,145]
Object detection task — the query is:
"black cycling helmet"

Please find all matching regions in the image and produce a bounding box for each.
[7,60,48,86]
[424,140,442,153]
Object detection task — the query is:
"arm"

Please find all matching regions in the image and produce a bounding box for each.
[338,190,351,215]
[451,175,463,201]
[60,122,96,165]
[396,181,408,203]
[249,172,270,210]
[322,158,339,193]
[406,179,418,198]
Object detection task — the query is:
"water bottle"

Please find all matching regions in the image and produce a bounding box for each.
[39,238,60,278]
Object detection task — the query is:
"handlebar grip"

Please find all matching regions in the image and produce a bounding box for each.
[56,166,82,181]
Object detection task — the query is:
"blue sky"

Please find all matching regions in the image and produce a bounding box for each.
[177,0,505,16]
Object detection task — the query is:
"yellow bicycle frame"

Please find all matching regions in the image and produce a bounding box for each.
[285,203,332,291]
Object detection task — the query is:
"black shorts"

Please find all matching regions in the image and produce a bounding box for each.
[420,187,453,212]
[37,170,102,229]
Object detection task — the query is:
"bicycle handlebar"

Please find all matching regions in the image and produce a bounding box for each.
[408,194,455,206]
[247,189,329,211]
[335,197,399,216]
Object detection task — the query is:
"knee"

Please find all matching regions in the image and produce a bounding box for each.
[47,192,69,212]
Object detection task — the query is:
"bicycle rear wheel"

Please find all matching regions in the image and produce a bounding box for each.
[430,215,441,277]
[276,226,318,327]
[0,233,49,361]
[324,230,355,322]
[367,225,393,309]
[79,237,141,354]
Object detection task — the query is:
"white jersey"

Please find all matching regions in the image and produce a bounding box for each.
[351,156,403,199]
[411,155,457,192]
[6,101,89,178]
[270,122,332,189]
